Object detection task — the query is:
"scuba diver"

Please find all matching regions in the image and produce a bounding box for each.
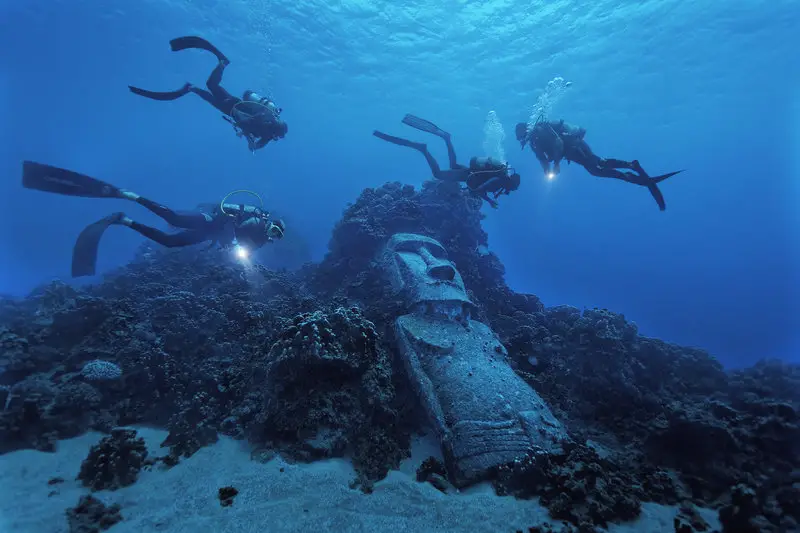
[128,36,288,153]
[515,119,684,211]
[374,114,521,208]
[465,160,521,208]
[21,161,286,277]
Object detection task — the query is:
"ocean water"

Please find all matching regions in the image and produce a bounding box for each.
[0,0,798,367]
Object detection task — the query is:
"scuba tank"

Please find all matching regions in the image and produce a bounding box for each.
[469,156,507,172]
[466,157,509,191]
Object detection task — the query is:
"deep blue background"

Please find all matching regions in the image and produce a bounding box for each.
[1,0,798,367]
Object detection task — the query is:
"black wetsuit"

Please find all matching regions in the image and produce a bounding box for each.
[373,128,508,184]
[528,120,636,180]
[189,60,239,116]
[128,35,288,150]
[466,158,519,207]
[186,62,287,150]
[127,198,274,249]
[519,119,685,211]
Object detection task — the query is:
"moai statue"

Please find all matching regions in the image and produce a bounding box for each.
[382,233,566,486]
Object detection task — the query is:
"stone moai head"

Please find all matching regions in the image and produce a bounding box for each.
[382,233,473,311]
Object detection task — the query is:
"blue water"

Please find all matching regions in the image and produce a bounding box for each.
[0,0,798,367]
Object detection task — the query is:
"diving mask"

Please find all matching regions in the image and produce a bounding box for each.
[267,220,285,239]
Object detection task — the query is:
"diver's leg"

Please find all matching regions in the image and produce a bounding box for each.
[599,157,635,170]
[188,86,216,106]
[122,219,211,248]
[205,61,235,102]
[582,164,634,181]
[441,135,464,170]
[123,194,212,230]
[374,130,459,180]
[400,114,464,169]
[582,165,667,210]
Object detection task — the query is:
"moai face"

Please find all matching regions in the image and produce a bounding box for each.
[383,233,472,308]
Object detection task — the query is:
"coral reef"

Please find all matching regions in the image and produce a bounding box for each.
[0,180,796,531]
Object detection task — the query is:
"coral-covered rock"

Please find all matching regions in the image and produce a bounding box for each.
[494,442,644,529]
[66,494,122,533]
[78,428,148,491]
[0,179,795,532]
[254,306,407,488]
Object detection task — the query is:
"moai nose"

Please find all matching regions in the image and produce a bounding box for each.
[428,263,456,281]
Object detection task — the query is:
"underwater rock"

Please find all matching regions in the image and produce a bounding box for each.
[218,486,239,507]
[0,378,61,453]
[160,394,220,463]
[255,306,407,488]
[673,503,710,532]
[383,232,566,487]
[494,442,642,529]
[416,456,451,493]
[66,494,123,533]
[78,428,148,491]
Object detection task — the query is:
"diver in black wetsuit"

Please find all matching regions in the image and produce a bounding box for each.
[515,120,684,211]
[128,36,288,152]
[374,114,521,208]
[465,161,521,208]
[21,161,286,277]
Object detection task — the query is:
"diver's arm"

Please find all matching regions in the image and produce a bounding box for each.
[470,179,501,208]
[537,155,551,174]
[551,135,565,163]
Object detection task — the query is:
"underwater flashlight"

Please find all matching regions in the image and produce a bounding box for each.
[235,245,249,260]
[547,172,556,180]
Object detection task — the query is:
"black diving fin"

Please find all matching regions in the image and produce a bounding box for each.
[71,213,123,277]
[401,114,450,138]
[646,183,667,211]
[651,169,685,184]
[22,161,122,199]
[630,162,685,211]
[373,130,426,151]
[169,36,230,63]
[129,83,191,101]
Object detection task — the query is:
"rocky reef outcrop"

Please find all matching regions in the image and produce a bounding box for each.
[0,181,797,532]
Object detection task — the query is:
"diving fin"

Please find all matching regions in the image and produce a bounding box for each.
[22,161,122,199]
[401,114,450,138]
[646,183,667,211]
[631,162,684,211]
[169,36,230,63]
[71,213,123,277]
[647,170,685,211]
[652,169,685,184]
[373,130,426,151]
[129,84,191,101]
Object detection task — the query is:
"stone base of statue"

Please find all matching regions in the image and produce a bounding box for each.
[395,307,566,486]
